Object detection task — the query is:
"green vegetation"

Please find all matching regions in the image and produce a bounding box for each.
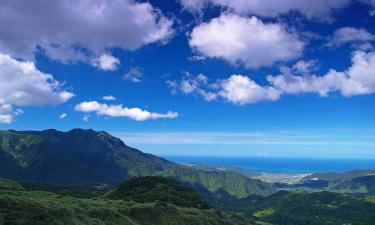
[221,190,375,225]
[159,166,273,198]
[1,129,375,225]
[277,170,375,195]
[0,178,233,225]
[0,129,273,198]
[21,182,112,198]
[107,176,210,209]
[0,129,173,185]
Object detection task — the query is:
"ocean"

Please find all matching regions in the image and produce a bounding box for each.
[164,156,375,174]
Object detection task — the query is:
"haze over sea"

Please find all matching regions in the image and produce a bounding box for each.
[165,156,375,174]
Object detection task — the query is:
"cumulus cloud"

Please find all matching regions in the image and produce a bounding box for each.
[74,101,178,121]
[0,53,74,123]
[219,75,280,104]
[0,0,174,64]
[102,95,116,101]
[59,113,67,119]
[268,51,375,97]
[92,54,120,71]
[180,0,350,21]
[330,27,375,46]
[123,67,143,83]
[169,50,375,105]
[168,73,279,104]
[189,14,304,68]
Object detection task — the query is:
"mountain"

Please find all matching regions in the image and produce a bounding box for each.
[0,129,273,198]
[273,170,375,194]
[222,190,375,225]
[0,129,173,185]
[330,175,375,194]
[304,169,375,182]
[0,178,233,225]
[159,166,272,198]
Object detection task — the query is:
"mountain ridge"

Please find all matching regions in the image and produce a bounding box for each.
[0,128,273,198]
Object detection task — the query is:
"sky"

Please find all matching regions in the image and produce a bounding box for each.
[0,0,375,158]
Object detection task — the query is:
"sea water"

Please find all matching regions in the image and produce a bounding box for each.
[164,156,375,174]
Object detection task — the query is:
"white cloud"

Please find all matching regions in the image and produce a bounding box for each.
[116,131,375,146]
[0,53,74,123]
[92,54,120,71]
[179,73,218,101]
[169,50,375,105]
[219,75,280,105]
[166,80,179,95]
[74,101,178,121]
[123,67,143,83]
[59,113,67,119]
[189,14,304,68]
[83,115,90,122]
[330,27,375,46]
[102,95,116,101]
[268,50,375,97]
[168,73,279,104]
[292,60,318,75]
[0,102,23,124]
[0,0,174,64]
[180,0,350,21]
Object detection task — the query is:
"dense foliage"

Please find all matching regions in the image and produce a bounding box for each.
[221,190,375,225]
[0,129,273,198]
[0,178,233,225]
[107,176,210,209]
[1,129,375,225]
[21,182,112,198]
[159,166,273,198]
[0,129,173,184]
[274,170,375,194]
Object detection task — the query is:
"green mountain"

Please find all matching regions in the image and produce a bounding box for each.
[274,170,375,194]
[0,178,233,225]
[330,175,375,194]
[0,129,173,184]
[159,166,272,198]
[222,190,375,225]
[0,129,273,198]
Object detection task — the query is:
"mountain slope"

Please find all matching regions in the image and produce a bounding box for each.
[223,190,375,225]
[159,166,273,198]
[0,178,234,225]
[107,176,210,209]
[276,170,375,194]
[0,129,173,185]
[0,129,274,198]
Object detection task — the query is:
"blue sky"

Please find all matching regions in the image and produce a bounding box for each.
[0,0,375,158]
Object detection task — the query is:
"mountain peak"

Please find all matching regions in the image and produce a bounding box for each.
[68,128,97,134]
[0,128,173,185]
